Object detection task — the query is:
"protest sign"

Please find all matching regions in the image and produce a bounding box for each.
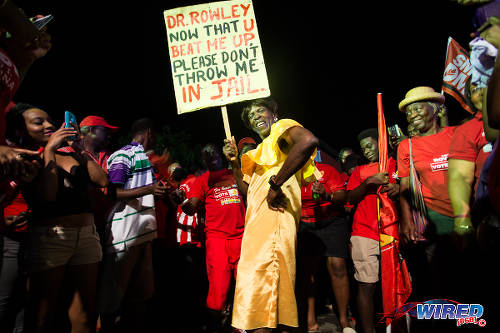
[442,37,474,114]
[164,0,270,116]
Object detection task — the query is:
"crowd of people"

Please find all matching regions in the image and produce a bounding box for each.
[1,0,500,333]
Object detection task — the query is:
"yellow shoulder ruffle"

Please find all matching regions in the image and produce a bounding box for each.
[240,119,317,183]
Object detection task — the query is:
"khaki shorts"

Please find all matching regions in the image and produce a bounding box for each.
[27,224,102,272]
[350,235,380,283]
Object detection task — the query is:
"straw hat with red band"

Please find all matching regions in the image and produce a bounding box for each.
[398,86,445,112]
[80,115,119,132]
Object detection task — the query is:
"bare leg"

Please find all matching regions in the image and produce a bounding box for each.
[357,282,376,333]
[25,266,66,333]
[67,263,99,333]
[326,257,350,329]
[302,256,320,331]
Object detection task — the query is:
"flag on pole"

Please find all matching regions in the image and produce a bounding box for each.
[376,93,412,328]
[442,37,474,114]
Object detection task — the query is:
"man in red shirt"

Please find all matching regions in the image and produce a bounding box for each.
[80,115,119,172]
[79,116,119,235]
[175,144,245,332]
[169,162,203,248]
[0,186,28,332]
[297,153,354,332]
[346,128,398,333]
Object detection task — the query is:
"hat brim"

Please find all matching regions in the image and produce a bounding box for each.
[105,125,119,132]
[399,93,445,111]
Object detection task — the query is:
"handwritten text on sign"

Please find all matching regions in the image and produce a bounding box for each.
[164,0,270,114]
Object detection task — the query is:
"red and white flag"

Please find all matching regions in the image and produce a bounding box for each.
[442,37,474,114]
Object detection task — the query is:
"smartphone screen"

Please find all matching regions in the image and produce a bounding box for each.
[65,111,76,128]
[32,15,54,30]
[64,111,77,140]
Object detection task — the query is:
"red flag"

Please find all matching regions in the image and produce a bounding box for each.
[442,37,474,114]
[376,93,412,327]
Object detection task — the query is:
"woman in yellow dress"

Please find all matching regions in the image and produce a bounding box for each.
[223,97,319,332]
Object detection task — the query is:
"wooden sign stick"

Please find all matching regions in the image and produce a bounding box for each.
[221,105,236,161]
[221,105,231,141]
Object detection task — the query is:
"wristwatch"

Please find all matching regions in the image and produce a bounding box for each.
[269,175,281,191]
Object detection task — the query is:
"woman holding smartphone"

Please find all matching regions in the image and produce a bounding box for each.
[5,103,108,333]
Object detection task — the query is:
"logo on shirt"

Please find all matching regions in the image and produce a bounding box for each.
[214,185,241,206]
[179,183,191,193]
[430,154,449,172]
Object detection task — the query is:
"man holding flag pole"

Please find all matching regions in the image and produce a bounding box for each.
[345,97,411,333]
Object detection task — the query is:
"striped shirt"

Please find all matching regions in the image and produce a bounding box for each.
[105,142,157,252]
[176,174,202,247]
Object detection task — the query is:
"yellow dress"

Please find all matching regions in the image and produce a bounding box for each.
[232,119,317,330]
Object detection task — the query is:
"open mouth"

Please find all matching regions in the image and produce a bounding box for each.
[411,118,424,127]
[255,120,266,128]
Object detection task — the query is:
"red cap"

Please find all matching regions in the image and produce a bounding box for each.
[4,101,16,114]
[238,137,257,152]
[80,115,119,132]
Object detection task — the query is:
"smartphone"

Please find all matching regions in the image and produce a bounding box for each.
[3,14,54,39]
[31,15,54,30]
[64,111,77,140]
[388,124,404,138]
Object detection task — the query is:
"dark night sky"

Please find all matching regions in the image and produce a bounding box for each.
[13,1,478,157]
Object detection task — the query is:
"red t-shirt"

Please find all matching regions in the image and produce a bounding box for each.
[347,158,397,241]
[448,113,492,195]
[1,183,28,233]
[339,172,349,186]
[177,174,202,247]
[340,172,355,210]
[191,169,245,239]
[86,150,111,173]
[0,49,20,144]
[301,162,345,223]
[397,127,456,217]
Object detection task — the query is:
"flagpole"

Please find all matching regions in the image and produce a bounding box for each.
[441,36,452,95]
[377,93,389,333]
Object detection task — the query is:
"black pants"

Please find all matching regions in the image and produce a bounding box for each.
[0,234,26,333]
